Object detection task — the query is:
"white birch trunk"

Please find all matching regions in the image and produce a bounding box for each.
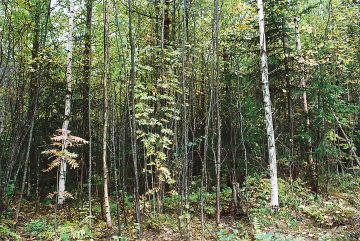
[58,0,74,205]
[257,0,279,209]
[102,0,112,228]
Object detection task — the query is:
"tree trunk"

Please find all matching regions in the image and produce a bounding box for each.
[281,7,294,162]
[180,0,190,234]
[212,0,221,224]
[128,0,142,236]
[102,0,112,229]
[81,0,93,194]
[58,0,74,205]
[15,5,41,220]
[294,8,317,192]
[257,0,279,210]
[84,0,93,228]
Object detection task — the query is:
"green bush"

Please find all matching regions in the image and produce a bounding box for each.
[0,223,21,241]
[301,200,356,227]
[144,213,177,231]
[57,221,92,241]
[24,218,50,237]
[162,187,233,216]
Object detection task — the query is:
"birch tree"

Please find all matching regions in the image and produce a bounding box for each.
[102,0,112,228]
[58,0,74,205]
[257,0,279,210]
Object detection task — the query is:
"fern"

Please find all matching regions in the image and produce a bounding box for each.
[42,129,87,172]
[253,217,262,234]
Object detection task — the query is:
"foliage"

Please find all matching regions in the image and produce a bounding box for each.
[0,223,21,241]
[216,227,241,241]
[301,200,356,227]
[42,129,88,172]
[5,181,15,197]
[57,222,92,241]
[243,175,314,211]
[24,218,50,237]
[144,213,178,231]
[162,187,233,216]
[0,0,359,239]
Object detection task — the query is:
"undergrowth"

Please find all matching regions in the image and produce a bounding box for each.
[1,173,359,240]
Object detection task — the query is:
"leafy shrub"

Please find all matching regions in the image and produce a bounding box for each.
[24,218,50,236]
[144,213,177,231]
[163,192,178,211]
[243,175,314,211]
[254,232,294,241]
[0,223,21,241]
[301,200,356,227]
[5,181,15,197]
[57,221,92,241]
[216,228,240,241]
[244,175,311,231]
[162,187,233,216]
[329,173,360,194]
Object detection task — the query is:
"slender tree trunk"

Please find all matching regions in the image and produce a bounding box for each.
[102,0,112,228]
[15,115,36,221]
[281,6,294,162]
[332,110,359,166]
[128,0,141,236]
[83,0,93,228]
[111,73,122,235]
[58,0,74,205]
[180,0,190,234]
[35,154,40,210]
[88,81,93,228]
[212,0,221,224]
[257,0,279,210]
[294,8,317,192]
[15,5,41,219]
[81,0,93,194]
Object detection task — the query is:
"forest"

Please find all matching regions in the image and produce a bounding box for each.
[0,0,359,240]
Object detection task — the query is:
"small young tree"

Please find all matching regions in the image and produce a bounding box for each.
[43,129,88,202]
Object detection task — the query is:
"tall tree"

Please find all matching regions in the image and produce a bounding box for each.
[212,0,222,225]
[257,0,279,210]
[281,1,294,163]
[128,0,142,236]
[15,2,41,220]
[294,3,316,192]
[81,0,93,192]
[102,0,112,228]
[58,0,75,205]
[83,0,93,228]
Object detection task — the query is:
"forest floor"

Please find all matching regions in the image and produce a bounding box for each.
[1,174,360,240]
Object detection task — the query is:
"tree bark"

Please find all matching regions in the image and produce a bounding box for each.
[81,0,93,193]
[281,5,294,161]
[294,7,317,192]
[15,4,41,220]
[212,0,221,224]
[84,0,93,228]
[180,0,190,234]
[128,0,142,236]
[58,0,74,205]
[102,0,112,229]
[257,0,279,210]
